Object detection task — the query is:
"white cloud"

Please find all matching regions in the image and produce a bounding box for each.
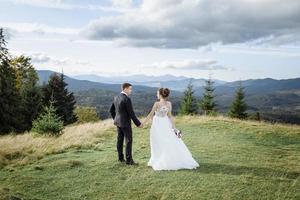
[1,22,78,35]
[30,52,72,65]
[212,44,300,58]
[142,59,232,71]
[7,0,135,12]
[23,52,91,66]
[82,0,300,49]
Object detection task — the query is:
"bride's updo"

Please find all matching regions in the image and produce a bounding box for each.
[159,88,170,98]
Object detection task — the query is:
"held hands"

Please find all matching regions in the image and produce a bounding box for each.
[138,123,144,128]
[139,120,149,129]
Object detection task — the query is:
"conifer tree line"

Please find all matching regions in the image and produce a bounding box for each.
[0,28,77,135]
[179,76,250,120]
[0,26,257,135]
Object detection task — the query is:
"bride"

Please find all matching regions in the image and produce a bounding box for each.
[142,88,199,171]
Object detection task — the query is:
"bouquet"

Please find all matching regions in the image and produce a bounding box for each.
[173,128,182,138]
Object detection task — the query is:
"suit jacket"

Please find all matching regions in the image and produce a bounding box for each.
[109,93,141,128]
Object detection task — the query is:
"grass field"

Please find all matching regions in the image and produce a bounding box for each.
[0,116,299,200]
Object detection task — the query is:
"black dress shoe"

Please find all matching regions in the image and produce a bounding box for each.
[126,160,139,165]
[118,159,125,162]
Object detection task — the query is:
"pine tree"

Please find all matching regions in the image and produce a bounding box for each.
[254,112,261,121]
[199,77,217,115]
[10,55,43,131]
[32,98,64,135]
[179,81,198,115]
[0,28,23,134]
[228,84,248,119]
[0,28,8,59]
[42,73,77,125]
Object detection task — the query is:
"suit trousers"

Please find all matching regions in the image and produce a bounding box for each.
[116,126,133,161]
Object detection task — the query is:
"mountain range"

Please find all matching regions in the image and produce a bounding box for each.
[38,70,300,96]
[37,70,160,94]
[73,74,227,91]
[37,70,300,124]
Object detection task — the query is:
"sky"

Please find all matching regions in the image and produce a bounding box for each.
[0,0,300,81]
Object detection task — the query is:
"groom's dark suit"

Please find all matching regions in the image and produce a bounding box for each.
[109,92,141,162]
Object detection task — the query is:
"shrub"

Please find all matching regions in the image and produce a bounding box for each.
[207,111,219,117]
[248,112,261,121]
[32,103,64,135]
[74,106,99,123]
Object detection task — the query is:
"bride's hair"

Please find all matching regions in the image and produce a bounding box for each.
[158,88,170,98]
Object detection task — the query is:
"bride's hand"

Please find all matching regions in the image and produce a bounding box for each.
[142,121,148,129]
[142,119,147,125]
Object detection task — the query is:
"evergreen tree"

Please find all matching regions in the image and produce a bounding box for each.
[43,73,77,125]
[11,55,42,131]
[179,81,198,115]
[0,28,23,134]
[254,112,261,121]
[228,84,248,119]
[199,77,217,115]
[32,98,64,135]
[0,28,8,59]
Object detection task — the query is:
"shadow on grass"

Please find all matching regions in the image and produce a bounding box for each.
[195,162,300,180]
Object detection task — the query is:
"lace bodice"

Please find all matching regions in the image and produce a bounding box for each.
[154,105,169,117]
[144,101,175,128]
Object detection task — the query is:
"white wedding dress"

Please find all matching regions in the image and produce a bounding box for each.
[146,102,199,170]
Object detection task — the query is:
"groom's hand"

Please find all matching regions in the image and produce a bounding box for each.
[138,123,144,128]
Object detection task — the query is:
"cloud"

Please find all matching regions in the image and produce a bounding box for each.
[142,59,233,71]
[26,52,91,66]
[8,0,135,12]
[82,0,300,49]
[0,22,81,42]
[29,52,72,65]
[217,45,300,57]
[1,22,78,36]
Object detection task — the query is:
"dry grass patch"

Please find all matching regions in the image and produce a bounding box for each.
[0,119,114,167]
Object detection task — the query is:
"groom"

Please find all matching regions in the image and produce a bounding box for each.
[109,83,143,165]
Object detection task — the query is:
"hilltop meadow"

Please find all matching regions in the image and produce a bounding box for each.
[0,116,299,200]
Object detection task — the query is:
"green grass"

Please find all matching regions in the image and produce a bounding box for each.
[0,116,300,200]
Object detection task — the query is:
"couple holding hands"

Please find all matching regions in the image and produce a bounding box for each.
[109,83,199,170]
